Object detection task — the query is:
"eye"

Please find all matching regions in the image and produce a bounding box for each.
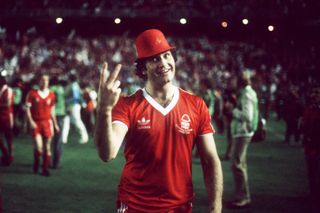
[164,52,173,60]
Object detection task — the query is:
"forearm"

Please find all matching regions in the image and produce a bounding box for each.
[94,109,118,161]
[26,108,35,125]
[52,116,58,128]
[94,62,124,162]
[51,108,59,128]
[202,155,223,213]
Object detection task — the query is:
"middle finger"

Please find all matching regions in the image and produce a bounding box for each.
[107,64,122,85]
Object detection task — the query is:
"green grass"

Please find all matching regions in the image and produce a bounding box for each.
[1,115,309,213]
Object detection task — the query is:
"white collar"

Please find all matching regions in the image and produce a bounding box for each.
[142,86,179,116]
[37,89,50,99]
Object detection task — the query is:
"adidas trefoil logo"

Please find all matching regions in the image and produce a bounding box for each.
[137,117,151,129]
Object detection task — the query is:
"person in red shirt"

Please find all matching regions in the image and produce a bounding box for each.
[26,74,59,176]
[0,75,14,166]
[94,29,223,212]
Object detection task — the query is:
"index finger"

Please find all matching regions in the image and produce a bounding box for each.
[107,64,122,84]
[99,62,109,87]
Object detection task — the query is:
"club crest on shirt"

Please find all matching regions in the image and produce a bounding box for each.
[137,117,151,129]
[176,114,193,134]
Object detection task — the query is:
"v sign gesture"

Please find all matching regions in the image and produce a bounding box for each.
[97,63,122,113]
[94,62,127,162]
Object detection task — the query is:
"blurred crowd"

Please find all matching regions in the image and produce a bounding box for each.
[2,0,316,19]
[1,29,319,120]
[0,28,319,142]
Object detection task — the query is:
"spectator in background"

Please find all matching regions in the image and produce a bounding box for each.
[213,87,224,134]
[200,78,224,131]
[62,73,88,144]
[26,73,59,176]
[228,71,259,208]
[199,79,224,133]
[301,85,320,212]
[81,83,97,134]
[0,74,14,166]
[94,29,223,213]
[283,85,303,144]
[12,77,23,136]
[222,77,237,161]
[274,83,286,121]
[50,76,66,169]
[200,79,215,120]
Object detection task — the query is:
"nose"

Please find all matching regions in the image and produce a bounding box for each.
[159,55,168,68]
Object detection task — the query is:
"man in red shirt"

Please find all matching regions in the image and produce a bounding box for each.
[94,29,223,212]
[26,74,59,176]
[0,75,14,166]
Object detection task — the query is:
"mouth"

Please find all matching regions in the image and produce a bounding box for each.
[156,68,171,75]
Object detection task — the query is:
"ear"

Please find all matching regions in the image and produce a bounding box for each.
[141,65,147,75]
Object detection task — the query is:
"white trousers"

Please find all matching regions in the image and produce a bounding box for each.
[62,103,88,144]
[231,136,252,202]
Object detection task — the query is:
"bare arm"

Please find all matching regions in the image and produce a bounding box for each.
[51,106,60,132]
[94,63,128,162]
[25,105,37,129]
[197,134,223,213]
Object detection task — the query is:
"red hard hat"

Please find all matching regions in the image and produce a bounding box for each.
[135,29,175,60]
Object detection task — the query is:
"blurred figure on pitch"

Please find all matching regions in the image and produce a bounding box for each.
[283,85,303,144]
[227,71,259,208]
[301,85,320,212]
[50,76,66,169]
[221,77,237,161]
[213,87,224,134]
[81,83,97,134]
[199,79,224,133]
[200,79,215,121]
[62,73,88,144]
[26,74,59,176]
[0,74,14,166]
[11,77,24,136]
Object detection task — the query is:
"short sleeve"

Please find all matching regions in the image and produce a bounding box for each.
[25,91,33,107]
[198,98,215,135]
[51,92,56,106]
[112,96,130,129]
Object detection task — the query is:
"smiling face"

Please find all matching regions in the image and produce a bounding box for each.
[145,50,176,87]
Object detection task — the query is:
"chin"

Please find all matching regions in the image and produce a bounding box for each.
[162,74,174,82]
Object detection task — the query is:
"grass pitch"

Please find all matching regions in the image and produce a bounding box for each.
[1,115,309,213]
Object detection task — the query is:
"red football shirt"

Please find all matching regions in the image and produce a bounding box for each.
[0,85,14,119]
[112,87,214,212]
[26,89,55,121]
[0,85,14,129]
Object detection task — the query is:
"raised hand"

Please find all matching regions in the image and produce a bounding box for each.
[97,62,122,113]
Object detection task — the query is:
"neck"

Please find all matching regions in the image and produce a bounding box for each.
[40,87,48,92]
[145,82,175,107]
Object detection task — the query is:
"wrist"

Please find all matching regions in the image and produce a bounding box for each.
[97,107,112,116]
